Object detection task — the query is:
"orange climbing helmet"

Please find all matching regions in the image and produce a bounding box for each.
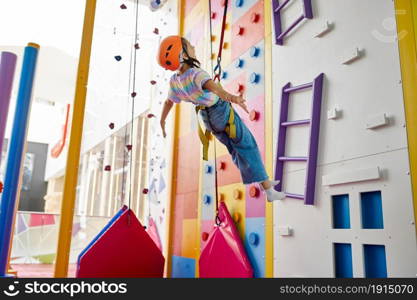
[157,35,183,71]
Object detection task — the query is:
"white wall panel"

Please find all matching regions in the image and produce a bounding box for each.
[272,0,417,277]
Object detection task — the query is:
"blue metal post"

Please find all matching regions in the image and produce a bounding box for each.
[0,43,39,276]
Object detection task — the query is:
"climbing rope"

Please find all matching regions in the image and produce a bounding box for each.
[208,0,229,226]
[127,0,141,213]
[212,0,229,82]
[120,22,136,210]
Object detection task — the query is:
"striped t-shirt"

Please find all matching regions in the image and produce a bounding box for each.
[168,68,219,107]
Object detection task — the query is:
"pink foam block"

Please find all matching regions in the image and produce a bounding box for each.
[146,217,163,252]
[199,202,253,278]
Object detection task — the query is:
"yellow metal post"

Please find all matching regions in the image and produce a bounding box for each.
[54,0,97,277]
[264,0,274,278]
[164,0,184,278]
[395,0,417,232]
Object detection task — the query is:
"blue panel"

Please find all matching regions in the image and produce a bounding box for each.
[244,218,265,278]
[361,191,384,229]
[202,160,215,190]
[364,245,387,278]
[334,243,353,278]
[201,187,215,221]
[332,194,351,229]
[172,256,196,278]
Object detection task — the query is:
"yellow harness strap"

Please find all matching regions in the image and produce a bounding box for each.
[195,102,236,161]
[225,107,236,139]
[195,105,212,161]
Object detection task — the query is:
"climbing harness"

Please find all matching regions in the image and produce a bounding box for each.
[196,0,235,163]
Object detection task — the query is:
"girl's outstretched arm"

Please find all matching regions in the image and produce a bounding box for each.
[160,99,174,138]
[203,79,249,113]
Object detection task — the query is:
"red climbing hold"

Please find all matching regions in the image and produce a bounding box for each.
[126,145,132,151]
[142,188,149,194]
[150,80,157,85]
[120,4,127,9]
[249,186,260,198]
[147,113,155,119]
[0,181,3,193]
[109,123,115,129]
[131,92,137,98]
[249,110,259,121]
[153,28,159,35]
[104,165,111,171]
[134,43,140,49]
[202,232,209,241]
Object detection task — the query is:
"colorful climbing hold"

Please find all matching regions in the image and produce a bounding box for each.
[249,186,260,198]
[104,165,111,171]
[150,80,157,85]
[153,28,159,35]
[131,92,137,98]
[126,145,132,151]
[202,232,210,241]
[251,12,260,23]
[248,232,259,246]
[109,123,115,129]
[203,195,211,205]
[114,55,122,61]
[134,43,140,49]
[235,58,244,68]
[120,4,127,9]
[143,188,149,194]
[250,46,260,57]
[205,165,213,174]
[249,110,260,121]
[233,189,242,200]
[147,113,156,119]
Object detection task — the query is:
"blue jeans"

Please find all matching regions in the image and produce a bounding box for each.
[199,100,269,184]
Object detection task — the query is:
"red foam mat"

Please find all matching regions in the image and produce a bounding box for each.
[77,207,165,278]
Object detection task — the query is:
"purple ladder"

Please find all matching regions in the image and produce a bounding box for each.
[274,73,324,205]
[272,0,313,45]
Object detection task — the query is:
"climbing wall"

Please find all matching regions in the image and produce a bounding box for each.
[172,0,268,278]
[78,0,178,262]
[170,0,206,278]
[271,0,417,277]
[145,0,179,259]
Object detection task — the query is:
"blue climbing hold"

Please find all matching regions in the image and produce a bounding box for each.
[250,73,260,84]
[235,0,244,7]
[205,165,212,174]
[250,46,260,58]
[248,232,259,246]
[235,58,244,68]
[203,195,211,205]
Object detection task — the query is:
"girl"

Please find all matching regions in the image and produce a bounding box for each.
[157,36,285,202]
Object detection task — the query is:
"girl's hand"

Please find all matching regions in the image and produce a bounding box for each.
[160,120,167,138]
[230,94,249,114]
